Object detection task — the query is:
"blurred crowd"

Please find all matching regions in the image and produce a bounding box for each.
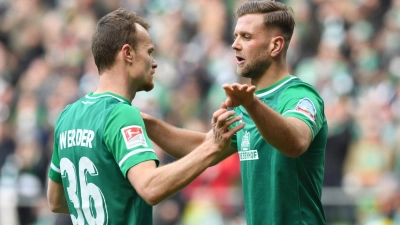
[0,0,399,224]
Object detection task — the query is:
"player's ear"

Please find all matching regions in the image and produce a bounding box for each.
[122,44,134,63]
[270,36,284,57]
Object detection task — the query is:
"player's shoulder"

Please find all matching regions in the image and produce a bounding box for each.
[111,103,140,118]
[285,76,322,98]
[286,75,316,88]
[53,100,77,131]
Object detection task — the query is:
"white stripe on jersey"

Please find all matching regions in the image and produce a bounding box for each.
[118,148,155,167]
[85,94,126,102]
[256,76,298,98]
[283,109,317,131]
[82,101,96,104]
[51,163,61,173]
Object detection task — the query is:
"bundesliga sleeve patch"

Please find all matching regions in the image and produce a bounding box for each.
[121,125,148,149]
[295,98,317,121]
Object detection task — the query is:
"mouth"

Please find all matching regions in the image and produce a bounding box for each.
[236,56,245,65]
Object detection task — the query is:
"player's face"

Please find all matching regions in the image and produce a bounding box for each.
[232,14,272,79]
[131,24,157,92]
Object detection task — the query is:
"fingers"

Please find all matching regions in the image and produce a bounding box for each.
[215,110,236,128]
[223,83,256,97]
[224,115,242,127]
[211,111,245,149]
[222,84,232,91]
[226,122,246,136]
[231,83,247,91]
[214,114,245,137]
[211,101,234,126]
[224,97,233,108]
[247,85,256,92]
[220,102,228,110]
[231,83,256,93]
[211,107,228,126]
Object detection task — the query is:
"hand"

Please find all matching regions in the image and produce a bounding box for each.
[209,103,245,150]
[222,83,256,107]
[208,102,230,139]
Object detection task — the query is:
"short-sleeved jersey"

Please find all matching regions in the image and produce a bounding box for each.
[231,75,328,225]
[48,92,159,225]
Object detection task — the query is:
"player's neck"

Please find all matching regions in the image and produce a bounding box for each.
[251,62,289,90]
[94,71,136,101]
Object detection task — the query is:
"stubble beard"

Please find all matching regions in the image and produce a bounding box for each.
[237,59,269,79]
[137,75,154,92]
[140,81,154,92]
[144,84,154,92]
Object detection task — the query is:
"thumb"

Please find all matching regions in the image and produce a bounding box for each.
[220,102,228,110]
[225,97,233,107]
[222,84,232,94]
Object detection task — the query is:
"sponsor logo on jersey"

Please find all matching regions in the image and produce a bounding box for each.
[295,98,316,121]
[121,126,148,149]
[239,131,259,161]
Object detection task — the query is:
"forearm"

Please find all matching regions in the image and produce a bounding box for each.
[47,180,70,214]
[244,98,309,157]
[132,140,219,205]
[142,113,206,158]
[210,145,237,166]
[52,203,70,214]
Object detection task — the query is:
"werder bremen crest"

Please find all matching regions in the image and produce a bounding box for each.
[239,131,259,161]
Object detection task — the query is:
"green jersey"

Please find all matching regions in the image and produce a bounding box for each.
[232,75,327,225]
[48,92,159,225]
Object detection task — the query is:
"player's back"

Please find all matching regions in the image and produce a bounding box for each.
[53,92,153,225]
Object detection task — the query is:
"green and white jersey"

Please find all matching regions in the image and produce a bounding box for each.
[232,75,328,225]
[48,92,159,225]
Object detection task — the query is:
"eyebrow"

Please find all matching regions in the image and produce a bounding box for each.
[233,31,251,36]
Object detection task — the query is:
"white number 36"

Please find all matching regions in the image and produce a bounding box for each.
[61,157,108,225]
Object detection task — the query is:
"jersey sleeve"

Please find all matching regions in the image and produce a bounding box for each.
[104,104,159,178]
[48,131,62,182]
[278,83,324,139]
[48,106,72,183]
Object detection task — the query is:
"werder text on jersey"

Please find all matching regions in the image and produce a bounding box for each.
[60,129,95,149]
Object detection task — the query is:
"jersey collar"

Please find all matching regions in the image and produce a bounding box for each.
[86,92,131,104]
[255,75,297,98]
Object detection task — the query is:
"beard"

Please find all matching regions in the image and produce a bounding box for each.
[137,75,154,92]
[139,81,154,92]
[237,53,270,79]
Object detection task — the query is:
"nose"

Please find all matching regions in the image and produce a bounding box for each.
[232,38,241,51]
[152,58,158,69]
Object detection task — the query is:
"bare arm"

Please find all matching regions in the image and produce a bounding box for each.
[141,112,206,159]
[243,98,311,157]
[209,144,237,166]
[223,84,312,158]
[130,110,245,206]
[47,179,70,214]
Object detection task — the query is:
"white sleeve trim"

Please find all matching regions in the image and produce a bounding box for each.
[283,109,317,131]
[51,163,61,173]
[118,148,155,167]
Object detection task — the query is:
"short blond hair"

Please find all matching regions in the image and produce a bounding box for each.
[235,1,295,42]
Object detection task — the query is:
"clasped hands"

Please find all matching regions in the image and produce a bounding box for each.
[207,83,256,148]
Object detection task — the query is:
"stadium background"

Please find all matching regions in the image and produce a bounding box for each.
[0,0,399,224]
